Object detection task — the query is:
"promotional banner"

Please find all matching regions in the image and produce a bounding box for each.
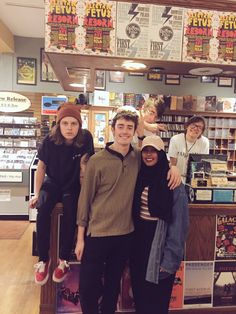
[116,4,183,60]
[183,9,217,63]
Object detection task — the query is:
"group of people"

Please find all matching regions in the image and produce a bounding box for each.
[29,99,209,314]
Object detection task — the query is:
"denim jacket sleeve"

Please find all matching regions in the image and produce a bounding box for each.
[160,184,189,273]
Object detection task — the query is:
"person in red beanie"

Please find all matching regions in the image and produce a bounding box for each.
[29,102,94,286]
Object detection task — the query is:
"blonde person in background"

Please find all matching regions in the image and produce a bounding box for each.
[168,115,209,183]
[141,96,170,135]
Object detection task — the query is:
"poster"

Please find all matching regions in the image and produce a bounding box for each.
[213,261,236,307]
[148,5,184,61]
[169,262,184,309]
[216,12,236,64]
[116,4,183,61]
[182,9,218,63]
[45,0,80,52]
[77,0,116,56]
[215,215,236,260]
[116,2,150,58]
[56,263,82,313]
[184,261,214,308]
[41,96,67,115]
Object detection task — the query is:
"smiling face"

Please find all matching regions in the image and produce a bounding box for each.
[59,116,80,144]
[186,121,204,141]
[143,104,158,123]
[142,146,158,166]
[112,118,135,147]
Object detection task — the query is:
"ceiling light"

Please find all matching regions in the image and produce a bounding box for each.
[222,71,235,75]
[149,67,165,72]
[122,61,146,70]
[69,83,85,88]
[189,67,223,76]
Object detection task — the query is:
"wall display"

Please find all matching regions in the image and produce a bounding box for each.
[40,48,59,82]
[109,71,125,83]
[147,73,163,81]
[218,77,233,87]
[17,57,37,85]
[165,74,180,85]
[94,70,106,90]
[45,0,116,56]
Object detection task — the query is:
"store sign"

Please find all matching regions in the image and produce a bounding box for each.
[0,171,23,183]
[0,92,31,112]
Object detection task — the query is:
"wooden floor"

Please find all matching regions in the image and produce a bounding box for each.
[0,222,40,314]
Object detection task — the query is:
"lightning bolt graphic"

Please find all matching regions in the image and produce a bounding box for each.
[162,6,172,24]
[128,4,139,22]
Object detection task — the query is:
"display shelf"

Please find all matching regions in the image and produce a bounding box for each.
[160,110,236,170]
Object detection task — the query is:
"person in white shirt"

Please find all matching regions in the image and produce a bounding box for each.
[168,115,209,182]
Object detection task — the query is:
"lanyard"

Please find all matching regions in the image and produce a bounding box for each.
[185,135,197,158]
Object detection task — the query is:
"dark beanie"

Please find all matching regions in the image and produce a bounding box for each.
[56,102,82,126]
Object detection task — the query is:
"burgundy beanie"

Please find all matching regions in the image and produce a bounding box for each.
[56,102,82,126]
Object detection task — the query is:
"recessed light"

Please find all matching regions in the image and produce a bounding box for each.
[189,67,223,76]
[149,67,165,72]
[122,61,146,70]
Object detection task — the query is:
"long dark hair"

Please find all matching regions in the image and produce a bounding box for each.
[49,123,84,147]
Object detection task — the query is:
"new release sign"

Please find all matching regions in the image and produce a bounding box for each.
[0,92,31,112]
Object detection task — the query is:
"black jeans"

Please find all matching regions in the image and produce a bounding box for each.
[79,233,133,314]
[130,219,175,314]
[36,180,78,262]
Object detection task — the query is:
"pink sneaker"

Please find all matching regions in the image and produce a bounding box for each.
[52,260,70,283]
[34,260,51,285]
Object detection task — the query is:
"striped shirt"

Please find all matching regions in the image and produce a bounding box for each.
[140,187,159,221]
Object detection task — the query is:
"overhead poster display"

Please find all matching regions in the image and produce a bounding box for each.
[182,9,217,63]
[116,4,184,60]
[79,0,116,55]
[45,0,80,52]
[216,12,236,64]
[148,5,184,61]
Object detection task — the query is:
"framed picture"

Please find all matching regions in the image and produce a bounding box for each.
[128,72,145,77]
[94,70,106,90]
[40,48,59,82]
[218,77,233,87]
[17,57,37,85]
[109,71,125,83]
[201,76,216,83]
[183,75,198,79]
[147,73,163,81]
[165,74,180,85]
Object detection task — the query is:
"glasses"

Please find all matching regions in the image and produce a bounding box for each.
[189,123,204,131]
